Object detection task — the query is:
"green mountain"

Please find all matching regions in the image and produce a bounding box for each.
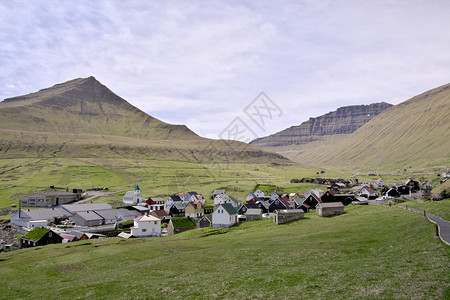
[283,83,450,169]
[0,76,197,140]
[0,77,287,164]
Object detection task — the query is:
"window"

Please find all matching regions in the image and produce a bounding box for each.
[142,229,147,232]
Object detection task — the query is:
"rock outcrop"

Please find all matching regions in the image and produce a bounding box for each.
[250,102,393,148]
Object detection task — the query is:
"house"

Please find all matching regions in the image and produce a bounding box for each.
[68,230,89,241]
[334,194,356,206]
[268,198,288,215]
[167,217,197,236]
[20,228,63,248]
[292,198,309,212]
[370,178,385,190]
[129,205,151,215]
[20,192,79,207]
[212,203,238,228]
[59,233,78,243]
[183,192,205,204]
[213,190,226,197]
[385,188,400,198]
[123,185,143,204]
[270,192,280,201]
[61,203,112,214]
[169,203,187,217]
[359,186,378,199]
[150,209,170,223]
[316,202,344,217]
[420,182,434,197]
[146,197,165,211]
[245,189,265,202]
[131,214,161,237]
[321,190,336,203]
[185,202,204,218]
[405,179,420,193]
[303,194,321,210]
[273,209,304,224]
[214,193,242,207]
[238,203,269,215]
[72,211,104,227]
[165,195,183,211]
[197,214,212,228]
[244,208,262,221]
[396,184,411,195]
[94,209,140,224]
[11,207,71,227]
[304,189,324,199]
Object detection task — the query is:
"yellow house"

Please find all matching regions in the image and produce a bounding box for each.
[185,202,204,218]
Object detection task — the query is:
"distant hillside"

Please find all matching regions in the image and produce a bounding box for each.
[286,83,450,169]
[0,76,198,140]
[250,102,392,148]
[0,77,288,164]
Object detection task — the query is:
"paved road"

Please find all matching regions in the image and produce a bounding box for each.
[401,206,450,246]
[75,190,127,204]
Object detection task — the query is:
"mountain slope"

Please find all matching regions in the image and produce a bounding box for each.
[0,76,197,140]
[288,83,450,169]
[250,102,392,148]
[0,77,288,164]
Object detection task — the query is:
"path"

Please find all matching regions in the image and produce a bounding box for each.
[401,206,450,246]
[75,189,127,204]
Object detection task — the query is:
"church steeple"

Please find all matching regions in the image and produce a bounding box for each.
[134,185,141,203]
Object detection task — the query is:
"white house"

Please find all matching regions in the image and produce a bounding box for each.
[123,185,143,204]
[183,192,205,204]
[131,214,161,237]
[212,203,238,228]
[360,186,378,199]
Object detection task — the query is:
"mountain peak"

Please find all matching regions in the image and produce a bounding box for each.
[0,77,200,140]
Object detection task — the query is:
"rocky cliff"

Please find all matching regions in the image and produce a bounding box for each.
[250,102,393,148]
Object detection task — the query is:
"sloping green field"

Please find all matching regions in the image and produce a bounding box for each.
[1,205,448,299]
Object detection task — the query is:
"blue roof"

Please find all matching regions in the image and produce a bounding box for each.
[135,185,140,191]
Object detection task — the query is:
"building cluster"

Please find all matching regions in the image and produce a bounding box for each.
[11,175,436,249]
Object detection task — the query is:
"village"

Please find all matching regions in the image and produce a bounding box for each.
[4,172,447,251]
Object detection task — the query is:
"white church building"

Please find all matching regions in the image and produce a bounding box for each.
[123,185,143,204]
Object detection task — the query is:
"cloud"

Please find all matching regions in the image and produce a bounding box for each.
[1,0,450,139]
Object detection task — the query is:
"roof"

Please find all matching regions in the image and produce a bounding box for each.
[123,191,135,198]
[317,202,344,208]
[22,227,50,241]
[200,214,212,222]
[61,203,112,213]
[293,198,306,206]
[168,195,182,202]
[361,186,376,194]
[131,205,150,212]
[170,217,197,228]
[22,192,77,197]
[17,207,70,220]
[135,185,140,191]
[275,209,304,214]
[134,214,160,222]
[173,202,188,210]
[74,211,103,221]
[59,233,77,241]
[151,209,168,217]
[214,189,226,195]
[69,230,88,239]
[220,203,238,215]
[245,208,262,215]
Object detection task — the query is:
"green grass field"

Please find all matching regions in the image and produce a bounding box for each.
[0,157,354,209]
[0,205,448,299]
[400,199,450,221]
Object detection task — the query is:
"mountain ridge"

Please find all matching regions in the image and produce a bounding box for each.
[250,102,392,148]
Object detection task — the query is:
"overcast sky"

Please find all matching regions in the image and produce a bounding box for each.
[1,0,450,140]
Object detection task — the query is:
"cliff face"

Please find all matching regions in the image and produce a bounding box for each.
[250,102,393,148]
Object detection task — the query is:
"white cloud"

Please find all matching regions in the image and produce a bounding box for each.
[1,0,450,139]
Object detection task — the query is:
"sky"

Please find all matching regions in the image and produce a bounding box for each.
[1,0,450,140]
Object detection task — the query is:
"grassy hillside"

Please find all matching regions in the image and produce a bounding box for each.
[274,83,450,170]
[0,76,198,140]
[1,205,448,299]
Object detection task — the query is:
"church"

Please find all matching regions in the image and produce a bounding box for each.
[123,185,143,204]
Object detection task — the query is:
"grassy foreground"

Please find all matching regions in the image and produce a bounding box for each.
[1,205,448,299]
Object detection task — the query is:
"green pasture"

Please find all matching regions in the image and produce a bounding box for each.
[0,205,448,299]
